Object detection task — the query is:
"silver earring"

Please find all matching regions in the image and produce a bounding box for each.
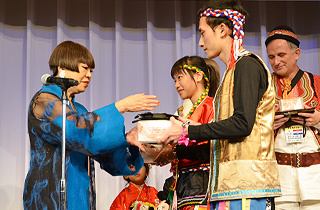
[59,70,65,78]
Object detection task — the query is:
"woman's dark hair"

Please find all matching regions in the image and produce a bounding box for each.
[171,56,220,97]
[197,0,248,38]
[49,41,95,76]
[123,163,150,183]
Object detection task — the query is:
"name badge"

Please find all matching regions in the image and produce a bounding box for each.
[285,125,304,143]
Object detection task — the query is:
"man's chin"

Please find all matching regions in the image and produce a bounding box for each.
[206,54,215,59]
[274,69,285,75]
[207,53,218,60]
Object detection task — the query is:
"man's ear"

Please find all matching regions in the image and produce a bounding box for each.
[294,48,301,61]
[219,23,232,38]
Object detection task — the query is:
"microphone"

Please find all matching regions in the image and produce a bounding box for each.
[41,74,79,87]
[157,191,170,204]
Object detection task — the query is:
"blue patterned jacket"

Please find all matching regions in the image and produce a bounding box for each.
[23,85,143,210]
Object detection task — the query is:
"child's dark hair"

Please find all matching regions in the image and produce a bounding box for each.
[123,163,150,183]
[171,56,220,97]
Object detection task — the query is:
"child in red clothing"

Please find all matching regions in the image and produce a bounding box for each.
[110,164,160,210]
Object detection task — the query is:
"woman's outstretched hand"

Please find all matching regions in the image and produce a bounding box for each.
[115,93,160,114]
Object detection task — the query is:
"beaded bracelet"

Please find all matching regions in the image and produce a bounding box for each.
[182,120,190,128]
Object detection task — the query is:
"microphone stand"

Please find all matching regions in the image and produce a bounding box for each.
[57,83,74,210]
[41,74,78,210]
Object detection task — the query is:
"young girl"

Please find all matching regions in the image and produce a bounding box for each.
[110,164,160,210]
[154,56,220,209]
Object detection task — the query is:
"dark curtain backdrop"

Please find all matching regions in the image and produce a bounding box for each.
[1,0,319,209]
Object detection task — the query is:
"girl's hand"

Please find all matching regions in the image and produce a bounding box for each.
[115,93,160,114]
[140,143,162,160]
[153,145,175,166]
